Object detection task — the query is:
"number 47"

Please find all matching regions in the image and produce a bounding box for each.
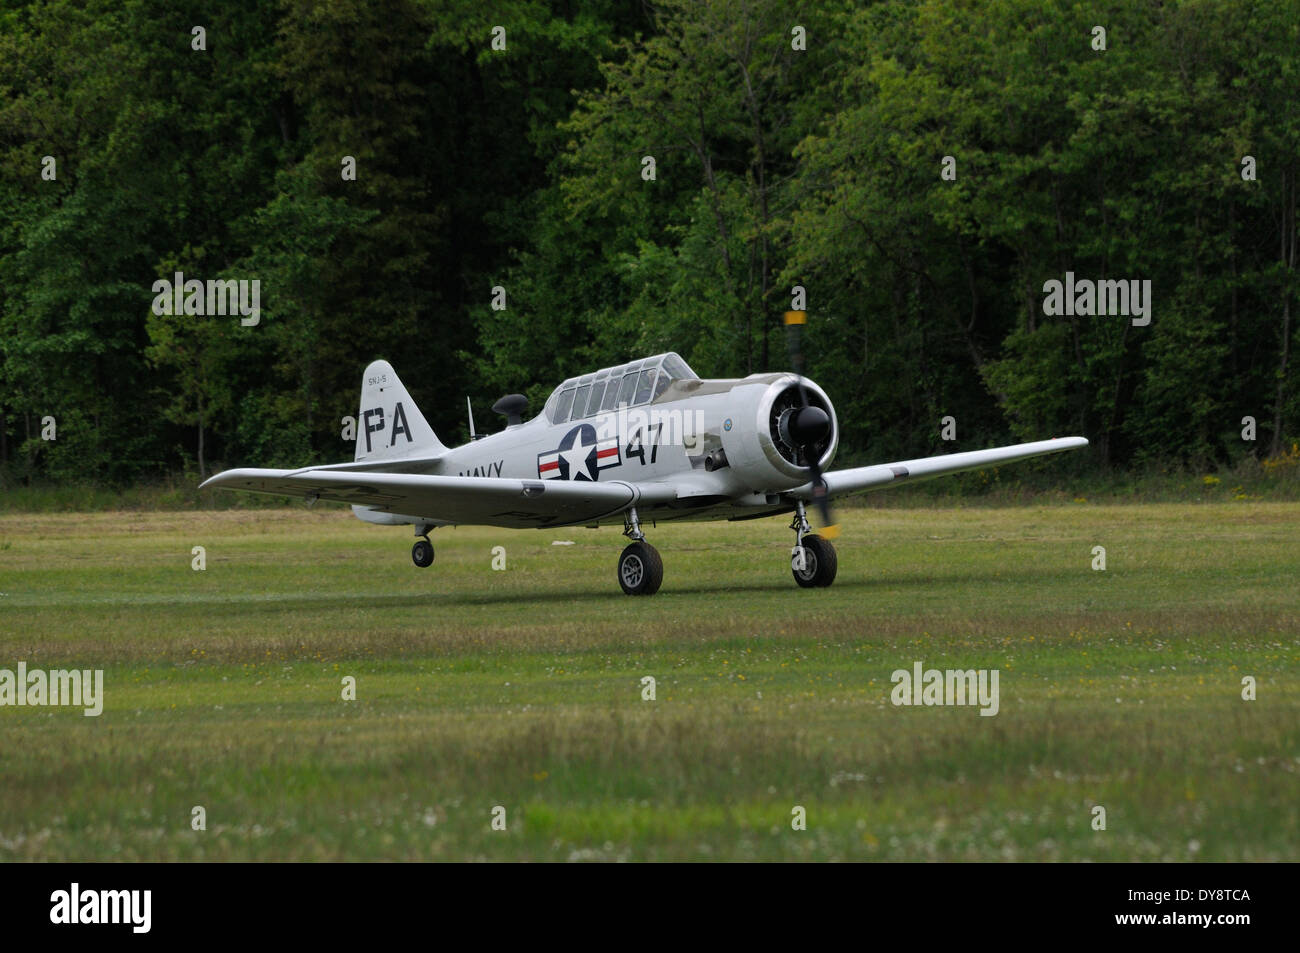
[626,423,662,465]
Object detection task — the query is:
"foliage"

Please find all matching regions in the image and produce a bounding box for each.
[1,0,1296,485]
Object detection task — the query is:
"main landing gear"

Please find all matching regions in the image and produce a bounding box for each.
[790,501,837,588]
[612,502,834,595]
[617,507,663,596]
[412,525,435,568]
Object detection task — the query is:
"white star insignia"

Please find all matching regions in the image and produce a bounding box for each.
[559,443,593,480]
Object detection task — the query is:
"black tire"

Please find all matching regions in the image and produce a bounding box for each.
[617,541,663,595]
[792,534,837,588]
[411,538,435,568]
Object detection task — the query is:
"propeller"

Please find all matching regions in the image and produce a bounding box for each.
[783,310,839,538]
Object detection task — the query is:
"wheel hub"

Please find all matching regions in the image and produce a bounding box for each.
[621,555,644,588]
[797,548,818,579]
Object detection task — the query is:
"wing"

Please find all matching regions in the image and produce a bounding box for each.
[791,437,1088,499]
[199,468,639,529]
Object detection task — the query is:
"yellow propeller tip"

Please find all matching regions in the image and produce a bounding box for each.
[821,524,841,540]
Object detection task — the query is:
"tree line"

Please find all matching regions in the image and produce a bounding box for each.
[2,0,1296,486]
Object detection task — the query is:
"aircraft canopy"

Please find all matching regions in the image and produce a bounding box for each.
[543,352,698,424]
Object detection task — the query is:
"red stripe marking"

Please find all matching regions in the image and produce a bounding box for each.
[596,448,619,459]
[539,461,559,472]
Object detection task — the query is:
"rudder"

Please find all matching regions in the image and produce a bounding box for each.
[356,360,446,462]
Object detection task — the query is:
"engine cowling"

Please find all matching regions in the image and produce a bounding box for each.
[718,375,838,491]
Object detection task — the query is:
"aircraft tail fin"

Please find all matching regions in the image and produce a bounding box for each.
[355,360,447,462]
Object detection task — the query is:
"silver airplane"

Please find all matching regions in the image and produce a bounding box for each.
[202,325,1087,595]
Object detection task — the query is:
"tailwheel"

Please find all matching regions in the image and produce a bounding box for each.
[411,537,434,568]
[792,533,837,588]
[618,541,663,596]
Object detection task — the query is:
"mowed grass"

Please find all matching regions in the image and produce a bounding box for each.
[0,502,1297,861]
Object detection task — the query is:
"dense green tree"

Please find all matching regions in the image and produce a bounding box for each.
[1,0,1296,487]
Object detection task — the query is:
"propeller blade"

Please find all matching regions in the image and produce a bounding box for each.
[783,310,838,537]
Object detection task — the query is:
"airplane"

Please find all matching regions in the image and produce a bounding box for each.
[200,313,1088,595]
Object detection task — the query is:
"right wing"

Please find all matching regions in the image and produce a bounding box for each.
[199,468,641,529]
[790,437,1089,499]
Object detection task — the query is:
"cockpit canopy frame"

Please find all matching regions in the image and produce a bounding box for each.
[543,352,698,424]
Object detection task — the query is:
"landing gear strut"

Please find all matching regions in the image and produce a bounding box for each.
[618,507,663,595]
[412,525,434,568]
[790,501,836,588]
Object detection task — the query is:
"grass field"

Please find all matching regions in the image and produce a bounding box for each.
[1,502,1297,861]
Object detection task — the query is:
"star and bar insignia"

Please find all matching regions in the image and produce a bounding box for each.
[537,424,621,481]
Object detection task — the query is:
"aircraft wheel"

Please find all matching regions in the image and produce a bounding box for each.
[618,541,663,596]
[792,534,837,588]
[412,538,435,568]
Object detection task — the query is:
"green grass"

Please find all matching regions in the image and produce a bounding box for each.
[1,503,1297,861]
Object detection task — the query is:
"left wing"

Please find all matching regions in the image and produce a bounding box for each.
[790,437,1088,500]
[199,468,641,529]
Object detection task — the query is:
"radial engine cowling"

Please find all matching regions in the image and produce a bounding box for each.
[718,375,839,491]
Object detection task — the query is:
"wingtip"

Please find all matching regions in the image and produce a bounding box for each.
[198,472,230,491]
